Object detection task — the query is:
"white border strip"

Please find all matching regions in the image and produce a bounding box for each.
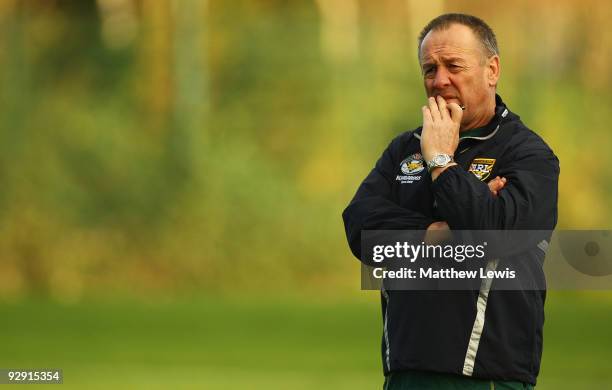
[382,287,391,372]
[537,240,549,253]
[463,258,499,376]
[412,124,500,142]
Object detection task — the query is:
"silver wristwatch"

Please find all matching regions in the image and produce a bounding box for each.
[426,154,454,172]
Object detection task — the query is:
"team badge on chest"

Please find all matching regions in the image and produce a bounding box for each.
[469,158,496,181]
[396,153,424,184]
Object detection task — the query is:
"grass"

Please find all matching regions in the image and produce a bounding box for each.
[0,292,609,389]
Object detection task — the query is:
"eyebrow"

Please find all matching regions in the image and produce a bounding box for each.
[421,57,466,68]
[442,57,466,63]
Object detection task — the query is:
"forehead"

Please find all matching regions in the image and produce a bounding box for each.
[419,23,483,63]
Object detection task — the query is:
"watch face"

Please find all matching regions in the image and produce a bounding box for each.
[434,155,450,166]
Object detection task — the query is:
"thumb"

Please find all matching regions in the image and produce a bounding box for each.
[447,103,463,124]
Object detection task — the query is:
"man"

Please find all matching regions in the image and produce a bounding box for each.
[342,13,559,389]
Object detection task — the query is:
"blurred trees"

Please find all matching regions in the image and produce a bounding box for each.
[0,0,610,299]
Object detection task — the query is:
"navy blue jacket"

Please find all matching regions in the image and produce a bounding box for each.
[342,95,559,385]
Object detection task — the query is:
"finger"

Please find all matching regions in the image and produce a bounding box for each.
[422,106,433,125]
[488,180,501,192]
[436,96,449,120]
[447,102,464,124]
[488,177,504,192]
[428,96,441,121]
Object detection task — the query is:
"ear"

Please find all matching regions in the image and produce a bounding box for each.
[486,55,500,87]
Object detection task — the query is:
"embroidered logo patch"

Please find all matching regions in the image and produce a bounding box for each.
[469,158,496,181]
[396,153,424,184]
[400,153,425,175]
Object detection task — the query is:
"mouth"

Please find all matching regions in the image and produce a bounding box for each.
[440,95,458,102]
[439,95,465,110]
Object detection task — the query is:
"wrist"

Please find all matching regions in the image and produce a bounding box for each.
[430,162,457,181]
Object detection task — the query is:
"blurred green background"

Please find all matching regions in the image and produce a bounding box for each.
[0,0,611,388]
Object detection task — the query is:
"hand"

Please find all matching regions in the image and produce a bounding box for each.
[424,221,451,244]
[420,96,463,163]
[487,176,507,197]
[427,221,450,231]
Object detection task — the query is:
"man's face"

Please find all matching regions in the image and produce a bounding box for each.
[419,23,498,130]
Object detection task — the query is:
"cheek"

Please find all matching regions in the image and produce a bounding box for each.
[424,79,434,92]
[460,76,486,98]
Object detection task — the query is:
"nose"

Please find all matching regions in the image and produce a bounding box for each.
[432,67,451,90]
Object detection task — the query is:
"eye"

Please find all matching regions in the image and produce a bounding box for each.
[422,66,436,77]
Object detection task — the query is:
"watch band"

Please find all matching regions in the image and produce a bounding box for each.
[426,154,454,172]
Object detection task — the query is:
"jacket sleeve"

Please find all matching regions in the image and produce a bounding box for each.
[342,137,435,261]
[431,134,559,230]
